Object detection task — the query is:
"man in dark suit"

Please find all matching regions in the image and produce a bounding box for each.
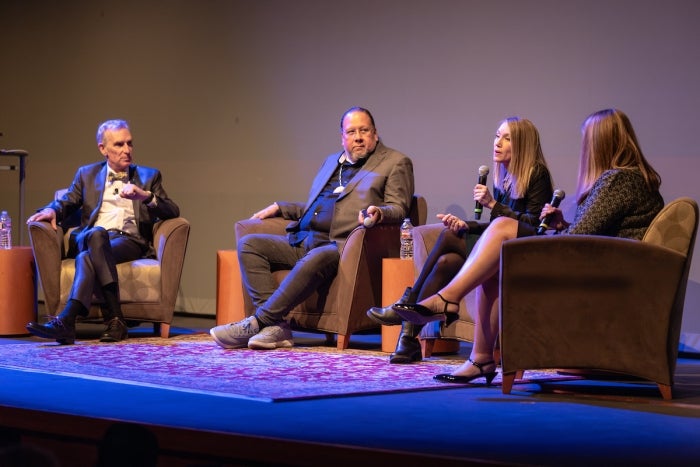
[210,107,414,350]
[26,119,180,344]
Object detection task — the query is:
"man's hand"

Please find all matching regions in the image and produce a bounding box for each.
[119,182,150,201]
[359,206,381,227]
[26,208,58,230]
[251,202,281,220]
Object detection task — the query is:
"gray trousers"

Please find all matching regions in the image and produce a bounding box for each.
[237,233,340,326]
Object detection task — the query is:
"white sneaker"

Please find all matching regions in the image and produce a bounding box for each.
[210,315,260,349]
[248,321,294,350]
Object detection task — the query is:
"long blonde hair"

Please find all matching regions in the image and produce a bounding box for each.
[493,117,551,199]
[577,109,661,203]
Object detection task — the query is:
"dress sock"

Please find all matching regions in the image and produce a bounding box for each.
[101,282,124,322]
[57,299,88,326]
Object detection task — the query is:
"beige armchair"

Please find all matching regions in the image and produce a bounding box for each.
[28,201,190,338]
[216,195,427,349]
[498,197,698,400]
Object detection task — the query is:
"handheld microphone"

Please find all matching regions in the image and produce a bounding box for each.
[474,165,490,220]
[361,209,375,228]
[537,189,566,235]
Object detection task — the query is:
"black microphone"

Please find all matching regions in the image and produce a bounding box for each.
[537,189,566,235]
[474,165,490,220]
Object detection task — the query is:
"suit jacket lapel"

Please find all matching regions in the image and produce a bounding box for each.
[128,165,141,225]
[305,152,342,210]
[86,164,108,227]
[339,143,386,199]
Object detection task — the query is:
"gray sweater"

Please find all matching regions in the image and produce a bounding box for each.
[567,168,664,240]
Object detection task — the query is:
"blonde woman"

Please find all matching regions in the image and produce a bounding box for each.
[369,117,553,364]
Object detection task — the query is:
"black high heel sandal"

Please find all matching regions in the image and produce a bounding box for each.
[392,292,459,325]
[434,358,497,385]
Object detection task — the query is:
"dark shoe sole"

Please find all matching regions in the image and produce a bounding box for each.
[26,322,76,344]
[367,308,404,326]
[100,333,128,343]
[389,352,422,364]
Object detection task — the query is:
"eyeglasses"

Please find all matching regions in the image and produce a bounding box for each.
[343,127,374,138]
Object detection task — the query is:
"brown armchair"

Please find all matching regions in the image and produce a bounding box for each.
[498,197,699,400]
[216,195,427,349]
[27,193,190,338]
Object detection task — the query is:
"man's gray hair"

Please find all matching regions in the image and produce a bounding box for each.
[96,119,129,144]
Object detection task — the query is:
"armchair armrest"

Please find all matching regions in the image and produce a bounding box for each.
[412,223,446,277]
[27,221,65,315]
[152,217,190,307]
[333,222,402,334]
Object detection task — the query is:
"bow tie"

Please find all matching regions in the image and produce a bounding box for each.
[108,172,129,183]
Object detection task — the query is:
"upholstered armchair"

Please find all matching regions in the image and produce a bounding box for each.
[216,195,427,349]
[28,197,190,338]
[499,197,698,400]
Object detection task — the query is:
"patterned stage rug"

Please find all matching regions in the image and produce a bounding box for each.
[0,334,577,402]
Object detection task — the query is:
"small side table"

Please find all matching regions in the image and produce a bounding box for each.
[381,257,460,355]
[0,246,36,335]
[216,250,245,326]
[381,258,413,352]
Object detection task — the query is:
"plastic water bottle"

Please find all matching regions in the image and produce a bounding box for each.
[400,218,413,260]
[0,210,11,249]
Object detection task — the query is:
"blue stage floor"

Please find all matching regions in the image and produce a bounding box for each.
[2,314,700,466]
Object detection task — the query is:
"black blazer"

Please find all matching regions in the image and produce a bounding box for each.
[45,161,180,257]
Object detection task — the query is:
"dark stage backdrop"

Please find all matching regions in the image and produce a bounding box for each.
[1,0,699,350]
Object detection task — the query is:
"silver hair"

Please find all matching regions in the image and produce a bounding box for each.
[96,119,129,144]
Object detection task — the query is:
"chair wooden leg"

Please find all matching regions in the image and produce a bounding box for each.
[155,322,170,338]
[658,383,673,400]
[515,370,524,380]
[502,372,516,394]
[420,338,435,358]
[336,333,350,350]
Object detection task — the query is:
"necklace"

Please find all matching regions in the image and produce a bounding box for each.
[334,153,350,194]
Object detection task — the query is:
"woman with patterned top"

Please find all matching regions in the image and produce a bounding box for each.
[394,108,664,383]
[367,117,554,364]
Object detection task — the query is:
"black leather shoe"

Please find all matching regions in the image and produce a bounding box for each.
[367,286,416,326]
[390,334,423,364]
[100,317,128,342]
[367,306,404,325]
[26,317,76,345]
